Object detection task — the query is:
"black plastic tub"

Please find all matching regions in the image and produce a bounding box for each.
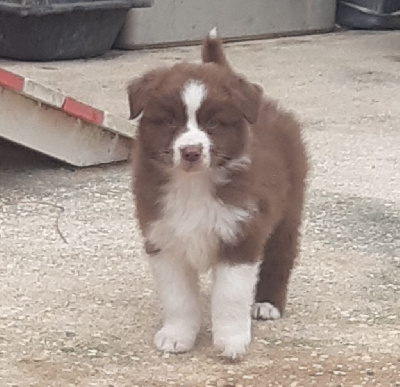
[336,0,400,30]
[0,0,153,61]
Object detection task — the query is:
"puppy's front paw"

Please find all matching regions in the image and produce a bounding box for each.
[252,302,281,320]
[154,325,196,353]
[214,334,251,359]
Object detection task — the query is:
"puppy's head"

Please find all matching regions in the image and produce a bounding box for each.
[128,32,262,174]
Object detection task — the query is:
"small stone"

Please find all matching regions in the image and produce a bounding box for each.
[243,375,254,380]
[333,370,346,376]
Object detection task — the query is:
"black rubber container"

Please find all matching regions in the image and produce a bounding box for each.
[336,0,400,30]
[0,0,153,61]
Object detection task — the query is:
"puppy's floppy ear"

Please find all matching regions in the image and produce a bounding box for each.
[127,77,147,119]
[127,68,168,119]
[230,76,263,124]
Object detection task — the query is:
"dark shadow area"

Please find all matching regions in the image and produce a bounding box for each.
[305,189,399,260]
[0,137,63,171]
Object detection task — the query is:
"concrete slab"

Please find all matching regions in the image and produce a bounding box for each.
[0,31,399,385]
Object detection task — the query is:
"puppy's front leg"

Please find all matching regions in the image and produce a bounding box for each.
[211,260,260,359]
[149,253,201,353]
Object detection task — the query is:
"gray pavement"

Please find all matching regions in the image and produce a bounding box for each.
[0,31,399,386]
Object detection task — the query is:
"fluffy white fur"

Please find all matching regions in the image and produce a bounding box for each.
[147,172,252,273]
[212,261,261,359]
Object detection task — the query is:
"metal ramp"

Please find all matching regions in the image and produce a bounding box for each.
[0,68,136,167]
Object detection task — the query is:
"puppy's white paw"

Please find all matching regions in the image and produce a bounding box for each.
[154,326,196,353]
[214,334,250,359]
[252,302,281,320]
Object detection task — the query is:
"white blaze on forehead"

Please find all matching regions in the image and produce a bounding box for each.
[173,80,212,167]
[182,79,206,120]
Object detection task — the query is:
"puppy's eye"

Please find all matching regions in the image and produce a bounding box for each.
[164,118,177,128]
[205,118,218,128]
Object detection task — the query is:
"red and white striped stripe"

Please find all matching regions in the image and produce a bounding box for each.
[0,67,136,139]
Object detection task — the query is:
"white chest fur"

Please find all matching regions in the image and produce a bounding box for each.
[146,172,251,272]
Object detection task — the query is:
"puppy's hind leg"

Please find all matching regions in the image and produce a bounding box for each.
[253,219,300,320]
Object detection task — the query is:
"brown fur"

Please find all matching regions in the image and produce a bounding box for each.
[129,35,308,316]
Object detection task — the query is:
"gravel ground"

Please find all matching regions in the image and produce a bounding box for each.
[0,31,399,386]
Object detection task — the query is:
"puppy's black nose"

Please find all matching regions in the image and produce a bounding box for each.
[181,145,202,163]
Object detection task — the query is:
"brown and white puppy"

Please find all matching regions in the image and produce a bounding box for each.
[128,28,308,359]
